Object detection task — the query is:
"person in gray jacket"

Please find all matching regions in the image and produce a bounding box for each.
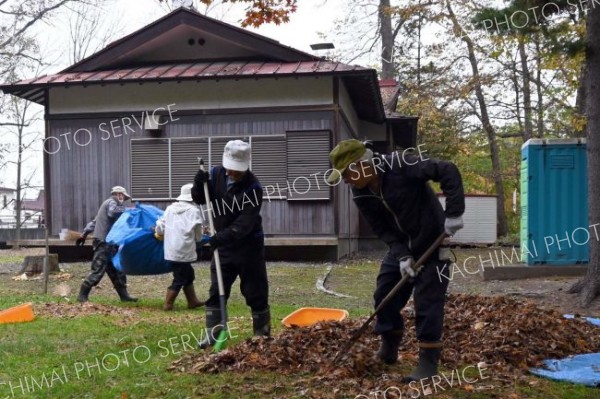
[75,186,138,303]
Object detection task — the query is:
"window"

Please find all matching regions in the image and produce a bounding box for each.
[130,131,331,201]
[131,139,170,200]
[286,130,331,200]
[251,135,287,198]
[170,138,208,195]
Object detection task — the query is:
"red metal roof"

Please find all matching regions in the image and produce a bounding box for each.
[4,60,368,88]
[0,61,384,123]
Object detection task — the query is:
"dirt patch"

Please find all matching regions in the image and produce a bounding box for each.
[34,302,139,320]
[448,248,600,317]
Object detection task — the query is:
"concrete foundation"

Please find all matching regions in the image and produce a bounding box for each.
[480,264,588,281]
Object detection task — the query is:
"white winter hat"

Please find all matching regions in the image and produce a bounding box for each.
[176,183,194,202]
[111,186,131,199]
[222,140,250,171]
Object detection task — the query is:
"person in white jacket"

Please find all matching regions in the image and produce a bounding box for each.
[155,183,206,311]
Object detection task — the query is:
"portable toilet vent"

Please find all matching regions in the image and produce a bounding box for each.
[520,138,588,265]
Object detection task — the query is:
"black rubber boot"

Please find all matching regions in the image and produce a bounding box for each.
[77,282,92,303]
[252,307,271,337]
[377,330,403,364]
[402,344,442,382]
[116,287,138,302]
[198,307,222,349]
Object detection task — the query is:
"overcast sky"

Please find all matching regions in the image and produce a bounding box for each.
[1,0,350,194]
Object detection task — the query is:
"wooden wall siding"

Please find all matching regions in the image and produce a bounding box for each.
[336,117,361,248]
[47,119,134,234]
[47,111,336,236]
[334,118,360,256]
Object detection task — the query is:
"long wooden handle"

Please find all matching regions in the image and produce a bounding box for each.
[333,232,447,364]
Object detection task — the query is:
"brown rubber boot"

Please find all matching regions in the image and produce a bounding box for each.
[183,284,205,309]
[163,289,179,311]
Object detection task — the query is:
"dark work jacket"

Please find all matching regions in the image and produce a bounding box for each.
[352,153,465,260]
[191,166,264,250]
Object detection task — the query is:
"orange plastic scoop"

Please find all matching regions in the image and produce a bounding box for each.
[282,307,349,328]
[0,303,35,324]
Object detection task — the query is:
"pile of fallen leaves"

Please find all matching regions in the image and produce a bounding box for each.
[35,302,138,320]
[436,294,600,372]
[170,294,600,398]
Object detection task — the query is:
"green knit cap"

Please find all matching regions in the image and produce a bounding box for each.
[327,139,366,183]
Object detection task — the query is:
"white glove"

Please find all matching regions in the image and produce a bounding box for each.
[399,257,416,278]
[444,216,464,236]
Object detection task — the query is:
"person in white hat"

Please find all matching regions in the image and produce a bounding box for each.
[191,139,270,348]
[75,186,138,303]
[154,183,206,311]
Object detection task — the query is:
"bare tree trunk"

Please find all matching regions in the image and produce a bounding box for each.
[576,63,587,117]
[511,59,523,133]
[518,35,533,141]
[446,0,508,237]
[15,121,22,249]
[534,35,544,138]
[569,4,600,307]
[380,0,394,79]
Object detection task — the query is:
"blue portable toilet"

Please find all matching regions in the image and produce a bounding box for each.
[520,138,588,265]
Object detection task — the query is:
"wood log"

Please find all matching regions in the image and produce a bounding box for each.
[19,254,60,275]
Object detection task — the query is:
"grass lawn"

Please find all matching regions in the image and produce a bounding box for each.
[0,251,598,398]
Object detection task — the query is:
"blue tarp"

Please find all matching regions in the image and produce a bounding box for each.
[530,353,600,387]
[564,314,600,327]
[105,204,172,275]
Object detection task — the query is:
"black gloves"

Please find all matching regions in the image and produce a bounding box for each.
[75,233,88,247]
[194,170,209,186]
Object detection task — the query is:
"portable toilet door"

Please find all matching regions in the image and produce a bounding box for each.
[520,138,588,265]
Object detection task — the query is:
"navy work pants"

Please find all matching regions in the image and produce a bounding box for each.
[374,251,450,343]
[205,237,269,312]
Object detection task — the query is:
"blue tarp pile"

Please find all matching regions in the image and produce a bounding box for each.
[563,314,600,327]
[105,204,172,275]
[529,316,600,387]
[530,353,600,387]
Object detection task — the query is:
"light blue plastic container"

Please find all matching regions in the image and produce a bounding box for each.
[520,139,588,265]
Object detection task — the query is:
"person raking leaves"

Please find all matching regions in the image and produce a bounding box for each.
[328,140,465,382]
[191,140,270,348]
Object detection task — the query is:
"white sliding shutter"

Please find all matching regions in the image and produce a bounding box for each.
[286,131,331,200]
[251,135,286,197]
[171,138,209,195]
[131,139,170,200]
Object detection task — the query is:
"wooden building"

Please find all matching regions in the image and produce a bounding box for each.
[1,8,417,259]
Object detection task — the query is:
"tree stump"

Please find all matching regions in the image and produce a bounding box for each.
[19,254,60,275]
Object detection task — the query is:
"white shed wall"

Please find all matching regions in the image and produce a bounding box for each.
[49,77,333,114]
[338,81,359,136]
[438,195,497,244]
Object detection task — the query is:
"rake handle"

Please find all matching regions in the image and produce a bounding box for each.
[333,232,447,364]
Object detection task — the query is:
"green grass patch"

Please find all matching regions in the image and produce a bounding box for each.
[0,259,598,398]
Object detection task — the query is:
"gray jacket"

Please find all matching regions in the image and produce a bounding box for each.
[83,196,126,241]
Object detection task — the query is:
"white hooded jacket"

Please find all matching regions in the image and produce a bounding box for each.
[155,201,204,262]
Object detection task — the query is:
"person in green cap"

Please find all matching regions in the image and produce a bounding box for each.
[328,139,465,382]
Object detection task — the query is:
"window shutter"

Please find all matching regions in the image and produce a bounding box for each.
[170,138,209,195]
[131,139,170,200]
[250,136,286,197]
[286,131,331,200]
